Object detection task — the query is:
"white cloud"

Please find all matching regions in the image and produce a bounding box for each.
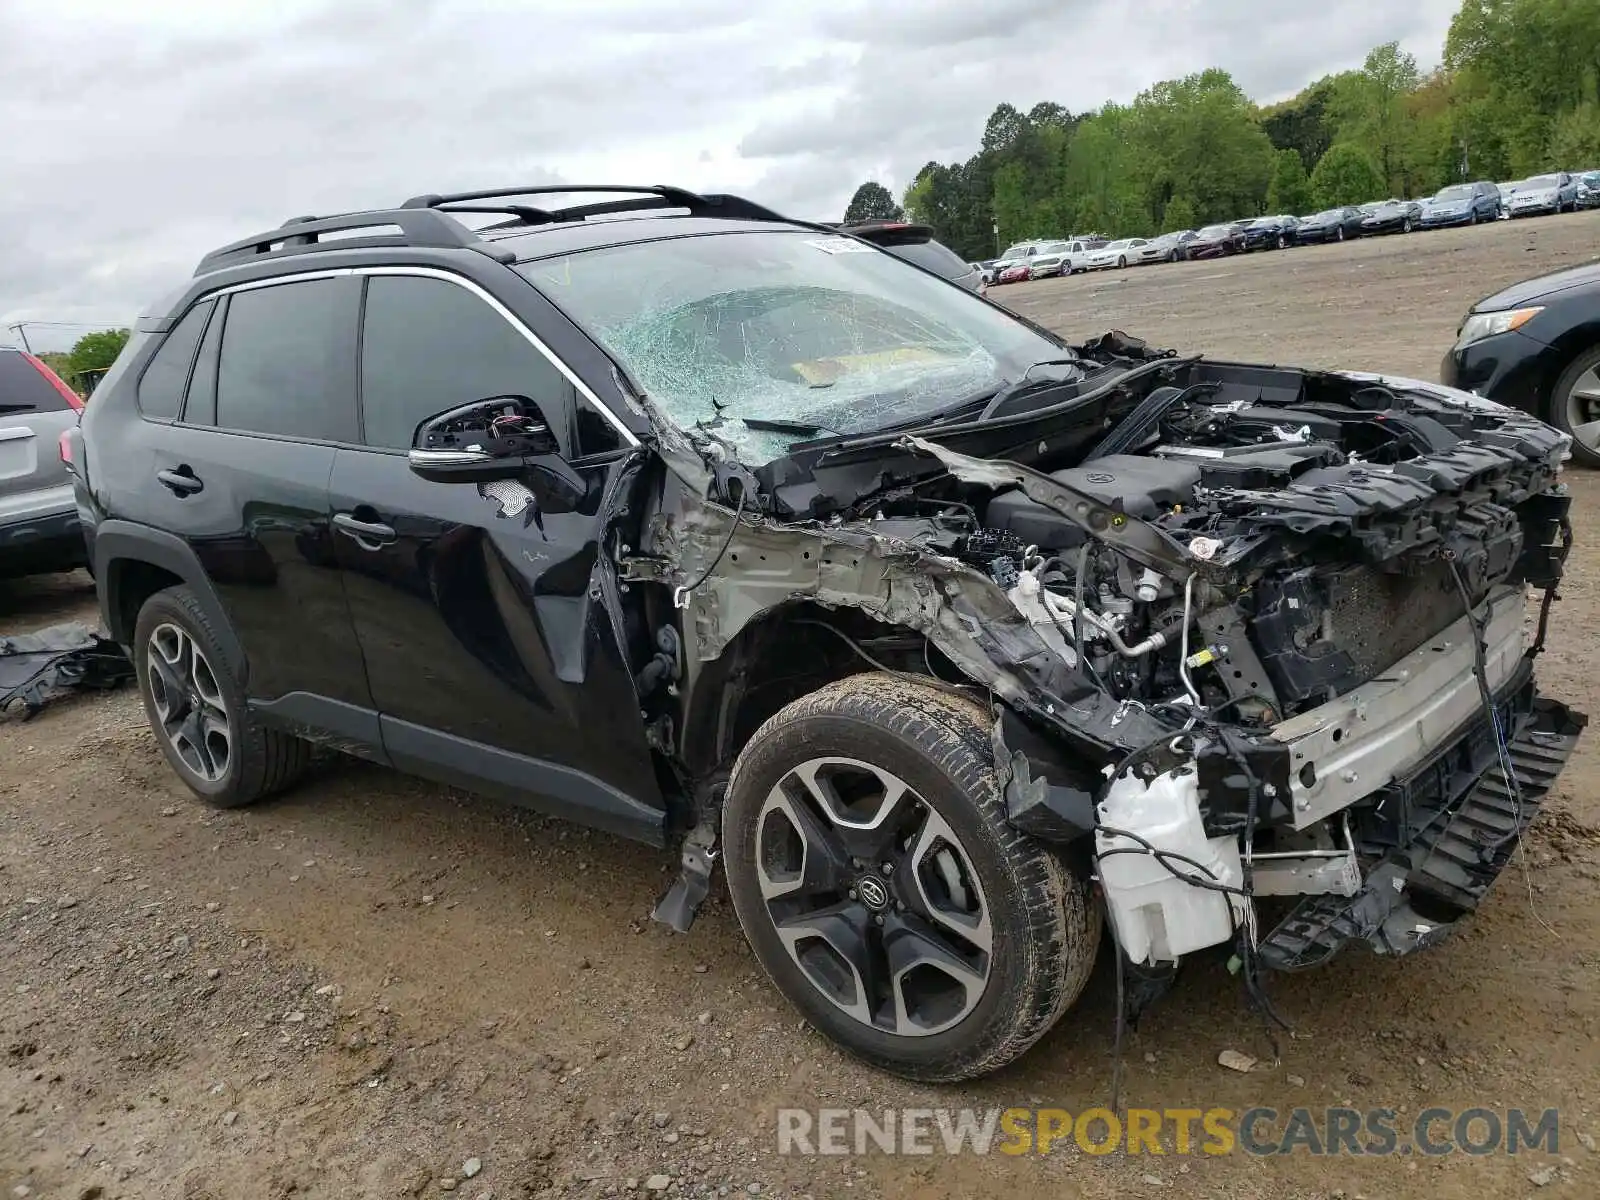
[2,0,1460,348]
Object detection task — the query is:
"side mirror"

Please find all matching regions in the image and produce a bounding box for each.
[408,397,587,507]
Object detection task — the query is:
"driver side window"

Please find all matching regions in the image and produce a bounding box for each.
[359,274,610,456]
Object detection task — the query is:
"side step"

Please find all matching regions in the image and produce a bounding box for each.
[1259,698,1583,972]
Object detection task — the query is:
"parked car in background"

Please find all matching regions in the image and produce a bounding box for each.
[1146,230,1196,261]
[977,259,1002,284]
[1508,173,1579,217]
[1294,207,1365,243]
[1418,181,1503,227]
[1442,258,1600,466]
[834,221,984,292]
[1495,182,1519,217]
[1069,233,1109,249]
[0,346,87,578]
[1360,198,1423,235]
[1132,233,1178,263]
[992,240,1056,278]
[1081,238,1149,270]
[1241,215,1300,251]
[1574,172,1600,209]
[1026,240,1088,279]
[1184,223,1246,259]
[997,262,1033,284]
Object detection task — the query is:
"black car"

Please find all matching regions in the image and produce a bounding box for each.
[1184,222,1247,259]
[1240,215,1300,251]
[1359,199,1422,235]
[1442,259,1600,466]
[831,221,983,291]
[69,183,1583,1083]
[1418,181,1503,228]
[1294,207,1365,244]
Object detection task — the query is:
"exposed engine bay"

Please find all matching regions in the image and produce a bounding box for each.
[637,332,1584,988]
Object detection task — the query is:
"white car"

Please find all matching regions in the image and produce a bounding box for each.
[991,240,1054,278]
[1026,240,1088,279]
[1081,238,1149,270]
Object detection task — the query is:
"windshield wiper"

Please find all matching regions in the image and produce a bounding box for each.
[742,416,845,436]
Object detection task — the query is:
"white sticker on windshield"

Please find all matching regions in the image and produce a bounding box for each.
[807,237,877,254]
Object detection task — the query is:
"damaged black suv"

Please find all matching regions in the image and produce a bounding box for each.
[71,185,1585,1082]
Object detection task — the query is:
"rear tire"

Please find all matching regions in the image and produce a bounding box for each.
[722,674,1100,1082]
[133,586,310,808]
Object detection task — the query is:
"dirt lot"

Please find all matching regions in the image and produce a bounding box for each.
[6,214,1600,1200]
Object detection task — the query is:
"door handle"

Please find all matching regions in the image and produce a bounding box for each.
[156,467,203,496]
[333,511,396,547]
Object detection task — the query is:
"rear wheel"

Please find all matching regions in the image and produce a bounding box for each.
[1550,345,1600,468]
[722,674,1100,1082]
[134,586,310,808]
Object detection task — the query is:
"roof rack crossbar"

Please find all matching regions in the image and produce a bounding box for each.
[409,184,789,226]
[402,184,704,209]
[194,208,509,275]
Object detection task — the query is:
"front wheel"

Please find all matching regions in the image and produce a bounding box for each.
[1117,256,1127,268]
[1336,226,1346,242]
[1550,345,1600,468]
[723,674,1100,1083]
[1402,217,1414,233]
[1469,211,1478,226]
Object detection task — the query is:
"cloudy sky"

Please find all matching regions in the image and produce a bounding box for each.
[3,0,1462,350]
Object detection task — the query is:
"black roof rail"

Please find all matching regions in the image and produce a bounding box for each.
[401,184,790,227]
[193,186,792,276]
[193,208,517,276]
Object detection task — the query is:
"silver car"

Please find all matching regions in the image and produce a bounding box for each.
[0,347,86,577]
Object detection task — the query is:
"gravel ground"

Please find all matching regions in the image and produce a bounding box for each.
[6,213,1600,1200]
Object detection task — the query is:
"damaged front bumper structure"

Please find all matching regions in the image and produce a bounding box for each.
[997,598,1585,975]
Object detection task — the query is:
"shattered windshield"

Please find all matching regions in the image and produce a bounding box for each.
[518,230,1061,463]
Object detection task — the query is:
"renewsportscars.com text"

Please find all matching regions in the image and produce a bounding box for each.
[776,1106,1561,1157]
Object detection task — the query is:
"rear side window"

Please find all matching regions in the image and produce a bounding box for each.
[184,296,226,426]
[884,240,973,281]
[0,350,73,414]
[358,274,577,452]
[216,279,357,442]
[136,300,213,420]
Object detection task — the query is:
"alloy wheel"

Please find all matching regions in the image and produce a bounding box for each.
[1563,366,1600,456]
[146,622,232,782]
[754,757,992,1037]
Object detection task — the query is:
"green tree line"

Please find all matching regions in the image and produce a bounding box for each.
[870,0,1600,260]
[33,328,129,396]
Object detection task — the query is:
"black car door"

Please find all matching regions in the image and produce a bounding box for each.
[328,268,663,842]
[135,276,378,744]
